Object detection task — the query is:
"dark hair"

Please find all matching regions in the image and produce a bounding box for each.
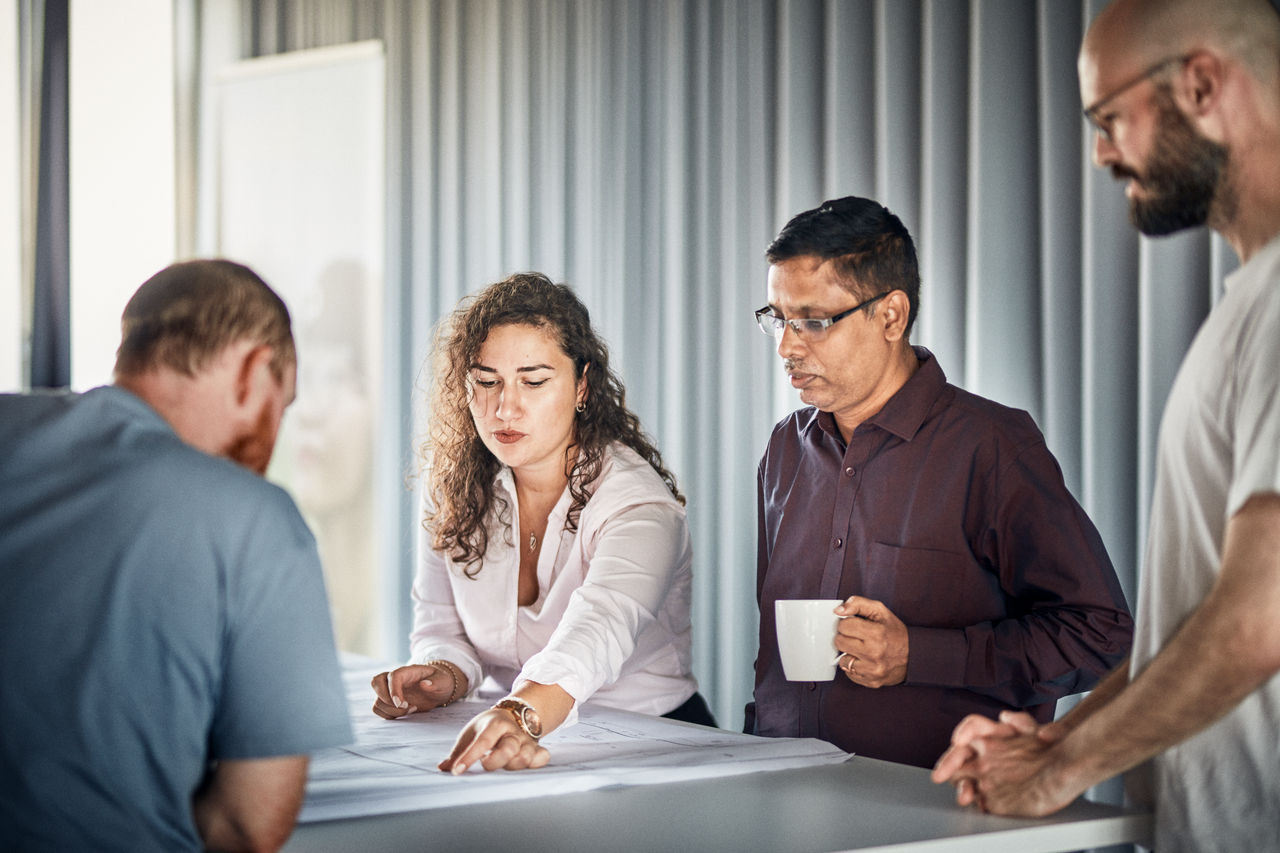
[422,272,683,576]
[114,259,295,380]
[766,196,921,335]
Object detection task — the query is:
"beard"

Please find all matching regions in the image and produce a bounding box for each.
[225,399,280,476]
[1118,89,1230,236]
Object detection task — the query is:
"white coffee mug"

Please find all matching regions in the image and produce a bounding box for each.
[775,599,844,681]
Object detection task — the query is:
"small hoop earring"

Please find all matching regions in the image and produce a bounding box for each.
[575,401,586,413]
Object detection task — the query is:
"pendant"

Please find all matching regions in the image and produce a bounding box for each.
[529,532,537,553]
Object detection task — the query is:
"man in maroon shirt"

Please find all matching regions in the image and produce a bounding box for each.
[748,196,1133,768]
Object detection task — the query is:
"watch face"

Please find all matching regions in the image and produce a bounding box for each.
[496,699,543,738]
[521,706,543,738]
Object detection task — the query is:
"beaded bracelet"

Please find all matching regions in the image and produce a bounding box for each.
[425,659,463,707]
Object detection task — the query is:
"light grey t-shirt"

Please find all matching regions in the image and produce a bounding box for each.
[1128,235,1280,852]
[0,386,353,852]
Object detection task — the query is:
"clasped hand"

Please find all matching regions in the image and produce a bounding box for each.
[930,711,1080,816]
[370,663,458,719]
[835,596,910,688]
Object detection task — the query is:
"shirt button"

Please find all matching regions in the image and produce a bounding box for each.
[844,466,855,477]
[833,537,842,549]
[806,682,816,691]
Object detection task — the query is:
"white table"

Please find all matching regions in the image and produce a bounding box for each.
[284,749,1150,853]
[287,658,1151,852]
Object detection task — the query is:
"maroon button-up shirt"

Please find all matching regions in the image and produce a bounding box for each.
[751,348,1133,768]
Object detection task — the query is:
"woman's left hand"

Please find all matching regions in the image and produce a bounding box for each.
[438,708,550,775]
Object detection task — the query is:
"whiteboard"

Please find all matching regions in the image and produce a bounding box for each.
[217,40,387,658]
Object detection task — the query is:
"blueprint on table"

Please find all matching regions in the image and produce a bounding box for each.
[300,658,851,822]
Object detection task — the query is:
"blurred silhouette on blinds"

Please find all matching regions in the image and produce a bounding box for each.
[288,260,377,654]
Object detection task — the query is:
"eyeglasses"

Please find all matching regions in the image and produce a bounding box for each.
[1083,54,1191,142]
[754,291,890,342]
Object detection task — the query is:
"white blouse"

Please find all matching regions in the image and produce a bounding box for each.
[409,443,697,726]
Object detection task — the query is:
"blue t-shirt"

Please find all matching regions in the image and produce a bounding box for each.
[0,386,353,852]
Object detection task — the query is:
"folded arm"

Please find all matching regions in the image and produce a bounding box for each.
[907,442,1134,707]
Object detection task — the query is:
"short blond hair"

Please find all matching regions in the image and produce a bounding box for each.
[114,260,295,381]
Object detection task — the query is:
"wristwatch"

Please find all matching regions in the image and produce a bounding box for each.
[493,697,543,740]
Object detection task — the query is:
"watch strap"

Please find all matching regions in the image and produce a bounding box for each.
[493,697,543,739]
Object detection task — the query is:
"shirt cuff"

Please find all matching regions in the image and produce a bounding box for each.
[511,676,581,730]
[903,626,969,688]
[517,654,590,732]
[519,650,597,704]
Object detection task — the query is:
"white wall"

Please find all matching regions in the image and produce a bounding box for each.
[69,0,175,390]
[0,0,21,392]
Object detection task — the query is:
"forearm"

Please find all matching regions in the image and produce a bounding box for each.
[510,680,577,736]
[906,606,1131,705]
[1048,658,1129,736]
[933,498,1280,818]
[1054,596,1275,790]
[193,756,307,853]
[1049,497,1280,791]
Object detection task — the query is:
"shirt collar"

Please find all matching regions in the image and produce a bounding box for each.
[99,384,180,436]
[809,346,947,444]
[1224,230,1280,293]
[495,464,517,498]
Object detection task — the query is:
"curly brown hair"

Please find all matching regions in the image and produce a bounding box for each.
[421,272,683,576]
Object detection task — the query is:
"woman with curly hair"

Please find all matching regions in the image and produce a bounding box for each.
[371,272,713,773]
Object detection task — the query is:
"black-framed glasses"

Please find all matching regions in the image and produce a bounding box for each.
[754,291,891,342]
[1083,54,1192,142]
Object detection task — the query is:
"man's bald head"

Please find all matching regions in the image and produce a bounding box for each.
[1082,0,1280,95]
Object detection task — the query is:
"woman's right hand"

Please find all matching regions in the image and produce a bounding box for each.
[370,663,461,719]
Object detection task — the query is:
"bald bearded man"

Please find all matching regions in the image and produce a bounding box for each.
[932,1,1280,850]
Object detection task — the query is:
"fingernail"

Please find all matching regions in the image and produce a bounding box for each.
[393,696,404,709]
[452,763,466,776]
[406,706,418,714]
[422,679,433,687]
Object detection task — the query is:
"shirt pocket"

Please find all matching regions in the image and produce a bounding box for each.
[864,542,1000,628]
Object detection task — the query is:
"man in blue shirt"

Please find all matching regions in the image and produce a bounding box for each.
[0,260,352,853]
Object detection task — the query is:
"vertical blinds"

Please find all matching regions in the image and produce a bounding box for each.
[223,0,1232,737]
